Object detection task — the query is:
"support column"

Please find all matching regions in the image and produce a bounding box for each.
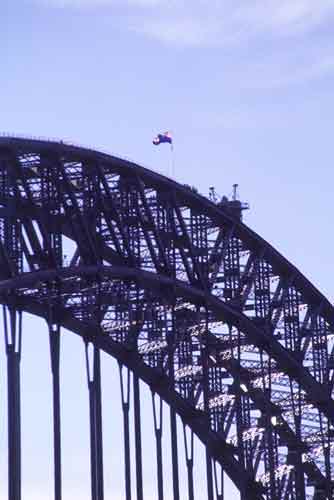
[49,321,62,500]
[119,364,131,500]
[4,305,22,500]
[170,408,180,500]
[182,423,194,500]
[214,461,224,500]
[85,343,104,500]
[152,392,164,500]
[206,450,214,500]
[201,306,213,500]
[133,374,143,500]
[167,309,180,500]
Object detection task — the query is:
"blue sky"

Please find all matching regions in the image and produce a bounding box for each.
[1,1,334,498]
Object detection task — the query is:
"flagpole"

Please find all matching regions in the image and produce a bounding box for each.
[153,132,174,177]
[170,143,175,178]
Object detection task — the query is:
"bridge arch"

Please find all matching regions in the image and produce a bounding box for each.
[0,136,333,500]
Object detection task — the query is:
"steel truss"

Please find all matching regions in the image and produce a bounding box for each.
[0,137,333,500]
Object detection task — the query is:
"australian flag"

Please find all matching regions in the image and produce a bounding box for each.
[152,131,172,146]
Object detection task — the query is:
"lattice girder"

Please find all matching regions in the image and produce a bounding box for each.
[0,137,334,500]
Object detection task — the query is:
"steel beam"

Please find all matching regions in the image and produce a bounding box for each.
[133,374,143,500]
[183,424,194,500]
[3,306,22,500]
[49,321,62,500]
[119,364,132,500]
[152,392,164,500]
[85,343,104,500]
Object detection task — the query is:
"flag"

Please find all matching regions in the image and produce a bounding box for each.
[152,131,172,146]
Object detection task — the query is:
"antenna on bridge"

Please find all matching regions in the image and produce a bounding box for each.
[209,186,218,203]
[209,183,249,220]
[232,183,238,201]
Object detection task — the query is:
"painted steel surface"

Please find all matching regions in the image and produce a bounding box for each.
[0,137,333,500]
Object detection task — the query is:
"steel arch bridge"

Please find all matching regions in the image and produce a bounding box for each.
[0,136,333,500]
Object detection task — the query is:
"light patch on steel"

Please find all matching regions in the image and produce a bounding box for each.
[175,301,196,312]
[187,323,207,337]
[306,441,334,461]
[138,339,168,354]
[220,344,256,361]
[252,371,285,389]
[175,365,202,381]
[228,427,265,447]
[283,403,315,421]
[103,318,138,332]
[196,394,235,411]
[260,464,294,485]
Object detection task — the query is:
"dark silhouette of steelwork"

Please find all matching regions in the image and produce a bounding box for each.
[0,136,333,500]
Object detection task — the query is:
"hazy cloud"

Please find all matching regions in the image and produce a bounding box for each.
[38,0,334,46]
[37,0,164,6]
[34,0,334,86]
[129,1,334,47]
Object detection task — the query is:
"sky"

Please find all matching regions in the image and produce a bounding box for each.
[1,1,334,499]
